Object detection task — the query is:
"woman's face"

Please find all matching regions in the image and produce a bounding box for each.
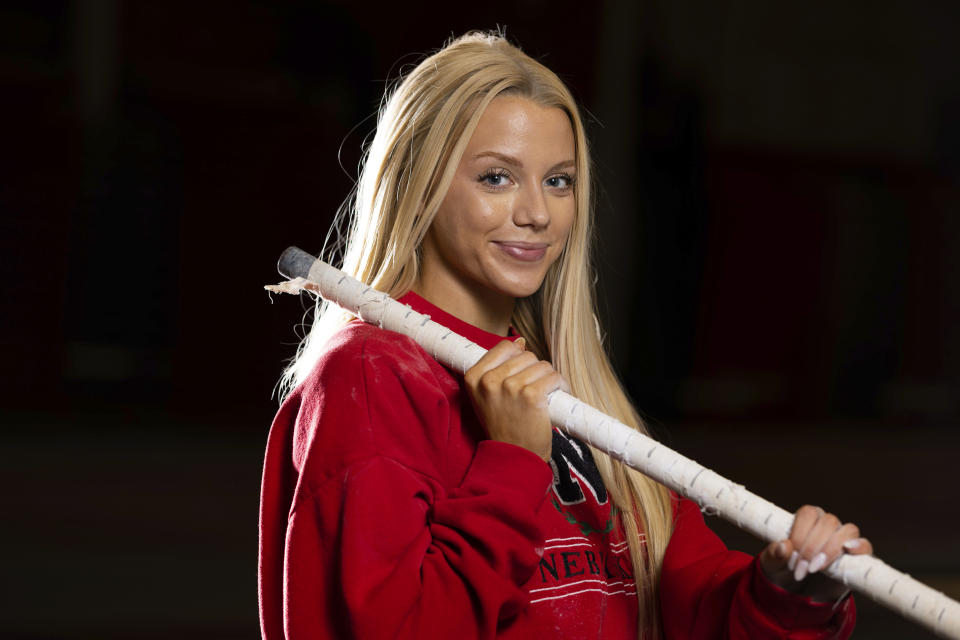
[418,95,577,320]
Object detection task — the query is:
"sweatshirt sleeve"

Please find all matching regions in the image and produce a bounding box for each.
[660,498,856,640]
[277,330,555,639]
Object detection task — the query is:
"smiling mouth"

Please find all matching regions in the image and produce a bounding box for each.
[494,241,549,262]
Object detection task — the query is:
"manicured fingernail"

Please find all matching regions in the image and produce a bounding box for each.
[794,558,809,582]
[787,550,799,571]
[778,541,788,557]
[843,538,861,551]
[514,337,526,350]
[809,552,827,574]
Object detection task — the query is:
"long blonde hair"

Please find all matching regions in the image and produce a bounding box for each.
[280,31,673,638]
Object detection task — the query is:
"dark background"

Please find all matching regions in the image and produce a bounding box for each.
[2,1,958,638]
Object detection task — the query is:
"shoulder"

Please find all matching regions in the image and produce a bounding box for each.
[302,321,443,395]
[288,321,452,428]
[288,321,459,476]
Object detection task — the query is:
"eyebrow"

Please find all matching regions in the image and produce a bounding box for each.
[472,151,575,174]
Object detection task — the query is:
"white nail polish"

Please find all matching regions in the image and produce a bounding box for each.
[809,552,827,574]
[843,539,861,551]
[778,541,788,556]
[787,550,799,571]
[794,559,809,582]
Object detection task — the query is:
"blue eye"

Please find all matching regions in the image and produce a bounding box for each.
[478,169,511,188]
[546,174,575,189]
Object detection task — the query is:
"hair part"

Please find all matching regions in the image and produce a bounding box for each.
[278,31,673,638]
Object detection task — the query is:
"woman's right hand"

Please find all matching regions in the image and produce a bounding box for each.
[463,338,568,462]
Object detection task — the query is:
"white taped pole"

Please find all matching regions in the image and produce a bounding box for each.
[270,246,960,639]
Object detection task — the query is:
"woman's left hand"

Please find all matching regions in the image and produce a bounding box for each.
[758,505,873,603]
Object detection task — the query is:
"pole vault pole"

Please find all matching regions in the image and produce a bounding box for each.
[267,245,960,639]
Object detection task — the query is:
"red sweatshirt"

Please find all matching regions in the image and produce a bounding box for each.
[259,292,855,639]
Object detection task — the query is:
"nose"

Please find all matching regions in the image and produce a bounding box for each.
[514,183,551,229]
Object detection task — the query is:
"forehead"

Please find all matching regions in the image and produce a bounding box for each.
[463,96,575,162]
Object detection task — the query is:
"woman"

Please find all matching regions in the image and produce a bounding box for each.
[259,31,871,639]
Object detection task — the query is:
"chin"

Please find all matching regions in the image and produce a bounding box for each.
[497,276,549,300]
[479,261,556,301]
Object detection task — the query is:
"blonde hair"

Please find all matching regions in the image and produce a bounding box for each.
[280,31,673,638]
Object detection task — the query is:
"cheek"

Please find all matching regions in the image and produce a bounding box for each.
[432,218,466,259]
[437,185,490,235]
[431,195,470,251]
[555,205,577,246]
[544,210,576,267]
[464,193,510,232]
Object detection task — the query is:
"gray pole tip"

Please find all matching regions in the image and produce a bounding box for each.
[277,246,318,280]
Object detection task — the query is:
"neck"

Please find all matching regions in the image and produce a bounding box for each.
[412,281,514,336]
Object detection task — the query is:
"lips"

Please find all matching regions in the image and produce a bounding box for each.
[494,241,549,262]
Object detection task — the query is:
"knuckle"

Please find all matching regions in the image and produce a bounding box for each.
[520,385,541,403]
[479,372,499,393]
[503,377,522,395]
